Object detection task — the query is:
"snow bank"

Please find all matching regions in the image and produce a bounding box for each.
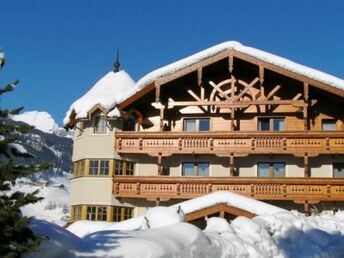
[10,173,71,226]
[29,208,344,258]
[174,191,285,215]
[63,70,135,125]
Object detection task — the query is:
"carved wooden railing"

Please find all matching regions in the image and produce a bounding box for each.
[115,131,344,156]
[113,176,344,203]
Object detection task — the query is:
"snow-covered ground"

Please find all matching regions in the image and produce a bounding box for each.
[26,191,344,258]
[10,170,71,226]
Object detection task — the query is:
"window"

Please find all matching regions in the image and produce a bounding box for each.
[183,118,210,132]
[86,206,97,220]
[89,160,99,175]
[97,206,107,221]
[322,119,337,131]
[99,161,109,175]
[86,206,107,221]
[182,162,209,176]
[114,160,135,176]
[88,160,109,176]
[258,162,286,177]
[94,116,107,133]
[258,118,285,131]
[113,206,134,222]
[72,206,82,221]
[73,160,85,177]
[333,163,344,178]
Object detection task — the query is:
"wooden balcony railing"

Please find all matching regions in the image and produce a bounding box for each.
[115,131,344,156]
[113,176,344,203]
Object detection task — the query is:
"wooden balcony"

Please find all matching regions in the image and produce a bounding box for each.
[113,176,344,204]
[115,131,344,157]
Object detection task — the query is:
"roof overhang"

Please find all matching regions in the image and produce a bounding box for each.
[118,48,344,110]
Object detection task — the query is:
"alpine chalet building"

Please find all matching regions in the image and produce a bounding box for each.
[64,41,344,222]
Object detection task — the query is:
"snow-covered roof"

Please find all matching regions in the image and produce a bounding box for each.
[64,41,344,125]
[63,70,135,126]
[122,41,344,106]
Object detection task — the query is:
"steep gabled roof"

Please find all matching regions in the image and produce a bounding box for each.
[64,70,135,126]
[119,41,344,109]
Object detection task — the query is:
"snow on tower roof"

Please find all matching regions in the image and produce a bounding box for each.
[63,70,135,126]
[120,41,344,106]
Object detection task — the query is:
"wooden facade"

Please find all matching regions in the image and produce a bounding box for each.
[112,46,344,215]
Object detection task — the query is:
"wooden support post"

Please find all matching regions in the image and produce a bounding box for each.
[159,106,164,131]
[157,153,162,175]
[230,75,235,130]
[304,153,310,177]
[230,108,235,131]
[155,83,160,103]
[229,153,235,176]
[304,201,310,216]
[228,55,234,74]
[197,68,202,87]
[303,83,309,130]
[220,210,225,218]
[259,66,265,99]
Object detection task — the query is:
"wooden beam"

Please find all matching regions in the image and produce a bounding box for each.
[229,153,235,176]
[235,77,259,101]
[168,99,311,109]
[231,49,344,98]
[159,106,164,131]
[266,85,281,100]
[304,153,309,177]
[197,68,202,87]
[228,55,234,73]
[157,153,162,175]
[293,93,302,100]
[187,89,201,101]
[118,82,155,109]
[208,80,231,101]
[184,203,255,222]
[304,83,309,102]
[155,83,161,103]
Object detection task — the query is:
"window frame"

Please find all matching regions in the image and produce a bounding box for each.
[258,117,285,131]
[88,159,110,176]
[113,206,134,222]
[86,206,108,221]
[257,162,286,177]
[182,162,210,176]
[183,118,210,132]
[114,160,135,176]
[73,160,85,177]
[72,205,82,221]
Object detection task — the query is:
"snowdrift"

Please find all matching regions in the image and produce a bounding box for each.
[27,191,344,258]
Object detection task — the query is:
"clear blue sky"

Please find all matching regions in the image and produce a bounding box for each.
[1,0,343,125]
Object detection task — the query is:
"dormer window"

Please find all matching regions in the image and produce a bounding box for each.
[322,119,337,131]
[94,116,107,133]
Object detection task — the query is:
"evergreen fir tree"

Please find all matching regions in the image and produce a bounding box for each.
[0,50,50,257]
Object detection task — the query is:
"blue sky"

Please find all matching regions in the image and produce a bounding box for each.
[1,0,343,125]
